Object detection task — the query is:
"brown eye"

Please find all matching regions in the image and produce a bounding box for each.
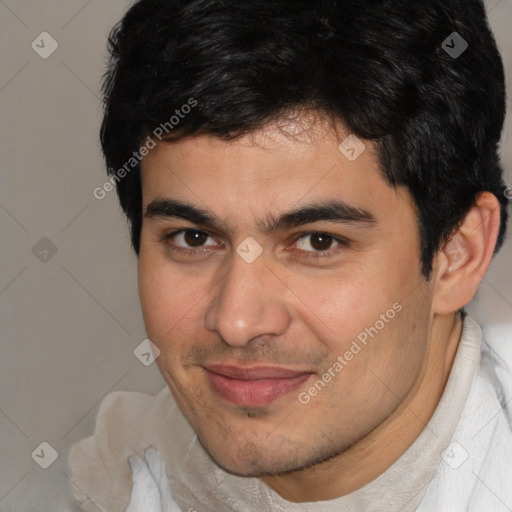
[291,232,350,261]
[296,233,337,252]
[309,233,334,251]
[183,230,209,247]
[163,229,217,250]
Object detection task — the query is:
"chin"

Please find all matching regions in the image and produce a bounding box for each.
[197,434,291,475]
[197,431,337,478]
[209,454,298,478]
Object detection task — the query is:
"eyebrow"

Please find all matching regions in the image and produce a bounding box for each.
[144,198,377,234]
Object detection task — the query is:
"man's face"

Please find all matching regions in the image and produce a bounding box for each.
[138,116,434,477]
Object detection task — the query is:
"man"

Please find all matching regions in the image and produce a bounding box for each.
[68,0,511,510]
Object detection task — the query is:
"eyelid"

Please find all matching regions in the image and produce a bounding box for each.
[292,231,350,246]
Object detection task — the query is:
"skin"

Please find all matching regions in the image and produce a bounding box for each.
[137,112,501,502]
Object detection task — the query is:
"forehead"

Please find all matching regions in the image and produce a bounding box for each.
[144,115,362,179]
[139,114,413,230]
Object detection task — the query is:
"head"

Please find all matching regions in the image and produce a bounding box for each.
[100,0,508,478]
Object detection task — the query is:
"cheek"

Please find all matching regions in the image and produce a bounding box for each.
[294,256,425,375]
[138,252,194,340]
[282,266,395,350]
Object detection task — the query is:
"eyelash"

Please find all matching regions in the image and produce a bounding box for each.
[160,229,350,260]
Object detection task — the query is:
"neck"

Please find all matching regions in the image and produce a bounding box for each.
[260,312,463,502]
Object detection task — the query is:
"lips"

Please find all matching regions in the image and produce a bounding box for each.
[203,365,314,408]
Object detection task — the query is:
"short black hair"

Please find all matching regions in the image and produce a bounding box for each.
[100,0,509,279]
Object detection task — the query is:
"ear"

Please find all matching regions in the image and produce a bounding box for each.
[431,191,502,315]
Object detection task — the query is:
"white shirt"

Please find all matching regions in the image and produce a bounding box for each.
[67,315,512,511]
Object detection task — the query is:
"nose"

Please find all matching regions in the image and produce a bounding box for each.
[204,251,291,347]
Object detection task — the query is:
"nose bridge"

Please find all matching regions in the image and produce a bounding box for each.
[204,253,290,346]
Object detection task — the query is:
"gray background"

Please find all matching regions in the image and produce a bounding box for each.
[0,0,511,510]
